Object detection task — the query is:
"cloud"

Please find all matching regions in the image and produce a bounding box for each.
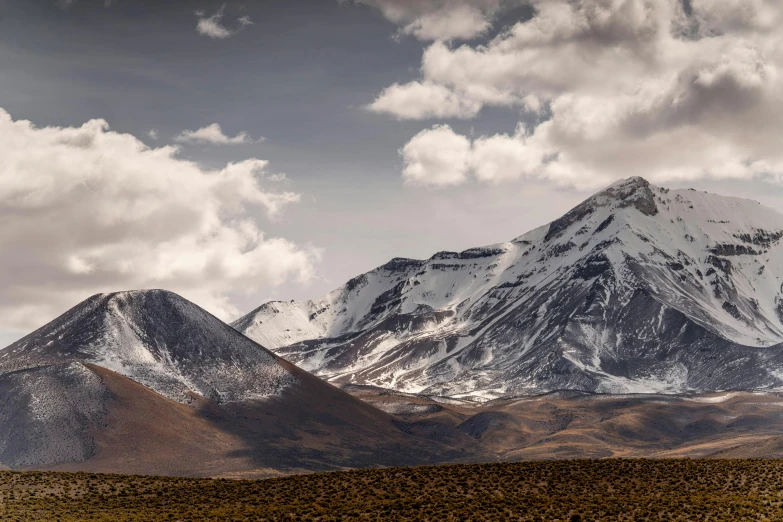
[471,124,547,184]
[348,0,509,41]
[381,0,783,190]
[400,125,472,186]
[367,81,482,119]
[174,123,261,145]
[401,123,552,187]
[147,129,159,140]
[0,109,319,335]
[196,5,252,40]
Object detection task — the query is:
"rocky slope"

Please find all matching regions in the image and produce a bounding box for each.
[235,177,783,400]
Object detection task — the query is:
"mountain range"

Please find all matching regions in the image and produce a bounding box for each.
[235,177,783,400]
[6,176,783,476]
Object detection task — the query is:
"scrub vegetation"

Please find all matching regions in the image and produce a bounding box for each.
[4,459,783,521]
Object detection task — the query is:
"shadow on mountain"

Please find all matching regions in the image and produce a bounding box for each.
[192,358,487,475]
[37,362,484,478]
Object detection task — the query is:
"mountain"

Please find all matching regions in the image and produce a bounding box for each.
[234,177,783,400]
[0,290,480,474]
[2,290,294,404]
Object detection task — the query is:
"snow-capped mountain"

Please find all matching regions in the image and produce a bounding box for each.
[2,290,295,403]
[0,289,296,468]
[234,177,783,400]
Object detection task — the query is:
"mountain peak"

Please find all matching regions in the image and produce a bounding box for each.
[590,176,658,215]
[544,177,657,242]
[236,181,783,400]
[96,288,174,300]
[604,175,651,190]
[3,290,296,403]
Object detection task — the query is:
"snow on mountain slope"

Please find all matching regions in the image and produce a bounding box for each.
[0,362,109,468]
[1,290,296,403]
[234,177,783,400]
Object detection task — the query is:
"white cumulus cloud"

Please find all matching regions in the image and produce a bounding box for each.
[400,125,473,186]
[0,109,319,335]
[380,0,783,190]
[401,123,553,187]
[367,81,482,120]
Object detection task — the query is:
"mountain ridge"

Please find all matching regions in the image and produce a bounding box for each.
[234,177,783,400]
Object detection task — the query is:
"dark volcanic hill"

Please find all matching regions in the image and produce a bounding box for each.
[234,177,783,400]
[0,290,480,475]
[2,290,294,404]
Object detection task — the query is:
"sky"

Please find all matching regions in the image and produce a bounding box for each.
[2,0,783,346]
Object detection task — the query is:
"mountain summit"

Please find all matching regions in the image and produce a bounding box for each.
[234,177,783,399]
[2,289,294,403]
